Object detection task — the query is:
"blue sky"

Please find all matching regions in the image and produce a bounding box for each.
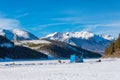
[0,0,120,37]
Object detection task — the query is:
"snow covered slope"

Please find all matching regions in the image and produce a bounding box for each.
[44,31,114,54]
[0,29,38,40]
[0,59,119,80]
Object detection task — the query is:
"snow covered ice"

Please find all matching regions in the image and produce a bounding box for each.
[0,59,120,80]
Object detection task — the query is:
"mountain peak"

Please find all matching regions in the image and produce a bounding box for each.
[45,31,95,40]
[100,34,115,41]
[73,31,94,39]
[46,32,62,37]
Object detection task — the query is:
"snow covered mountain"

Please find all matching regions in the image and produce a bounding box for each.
[0,29,38,40]
[44,31,115,54]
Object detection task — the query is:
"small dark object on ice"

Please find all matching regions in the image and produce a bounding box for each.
[96,59,101,62]
[63,62,65,63]
[58,59,62,63]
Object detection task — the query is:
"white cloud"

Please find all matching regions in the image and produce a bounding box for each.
[49,17,120,36]
[15,13,29,18]
[39,23,67,28]
[51,17,82,23]
[80,23,120,37]
[32,23,68,31]
[84,23,120,30]
[0,18,21,29]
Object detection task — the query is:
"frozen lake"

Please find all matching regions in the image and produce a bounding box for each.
[0,58,120,80]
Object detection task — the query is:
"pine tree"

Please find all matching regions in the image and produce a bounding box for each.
[109,42,114,55]
[118,34,120,49]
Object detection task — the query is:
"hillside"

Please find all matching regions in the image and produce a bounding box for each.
[0,35,14,58]
[0,35,47,59]
[104,34,120,58]
[0,35,101,60]
[15,39,102,59]
[0,35,14,48]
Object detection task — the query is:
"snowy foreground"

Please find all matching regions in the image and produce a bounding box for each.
[0,59,120,80]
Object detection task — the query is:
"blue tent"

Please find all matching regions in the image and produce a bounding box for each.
[70,54,83,63]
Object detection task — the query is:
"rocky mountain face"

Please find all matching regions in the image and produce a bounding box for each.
[0,29,38,40]
[44,31,114,54]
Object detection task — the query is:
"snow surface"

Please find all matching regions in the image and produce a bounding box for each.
[0,58,120,80]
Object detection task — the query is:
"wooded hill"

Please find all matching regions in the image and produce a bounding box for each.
[104,34,120,58]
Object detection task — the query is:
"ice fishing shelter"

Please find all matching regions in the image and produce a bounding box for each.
[70,54,83,63]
